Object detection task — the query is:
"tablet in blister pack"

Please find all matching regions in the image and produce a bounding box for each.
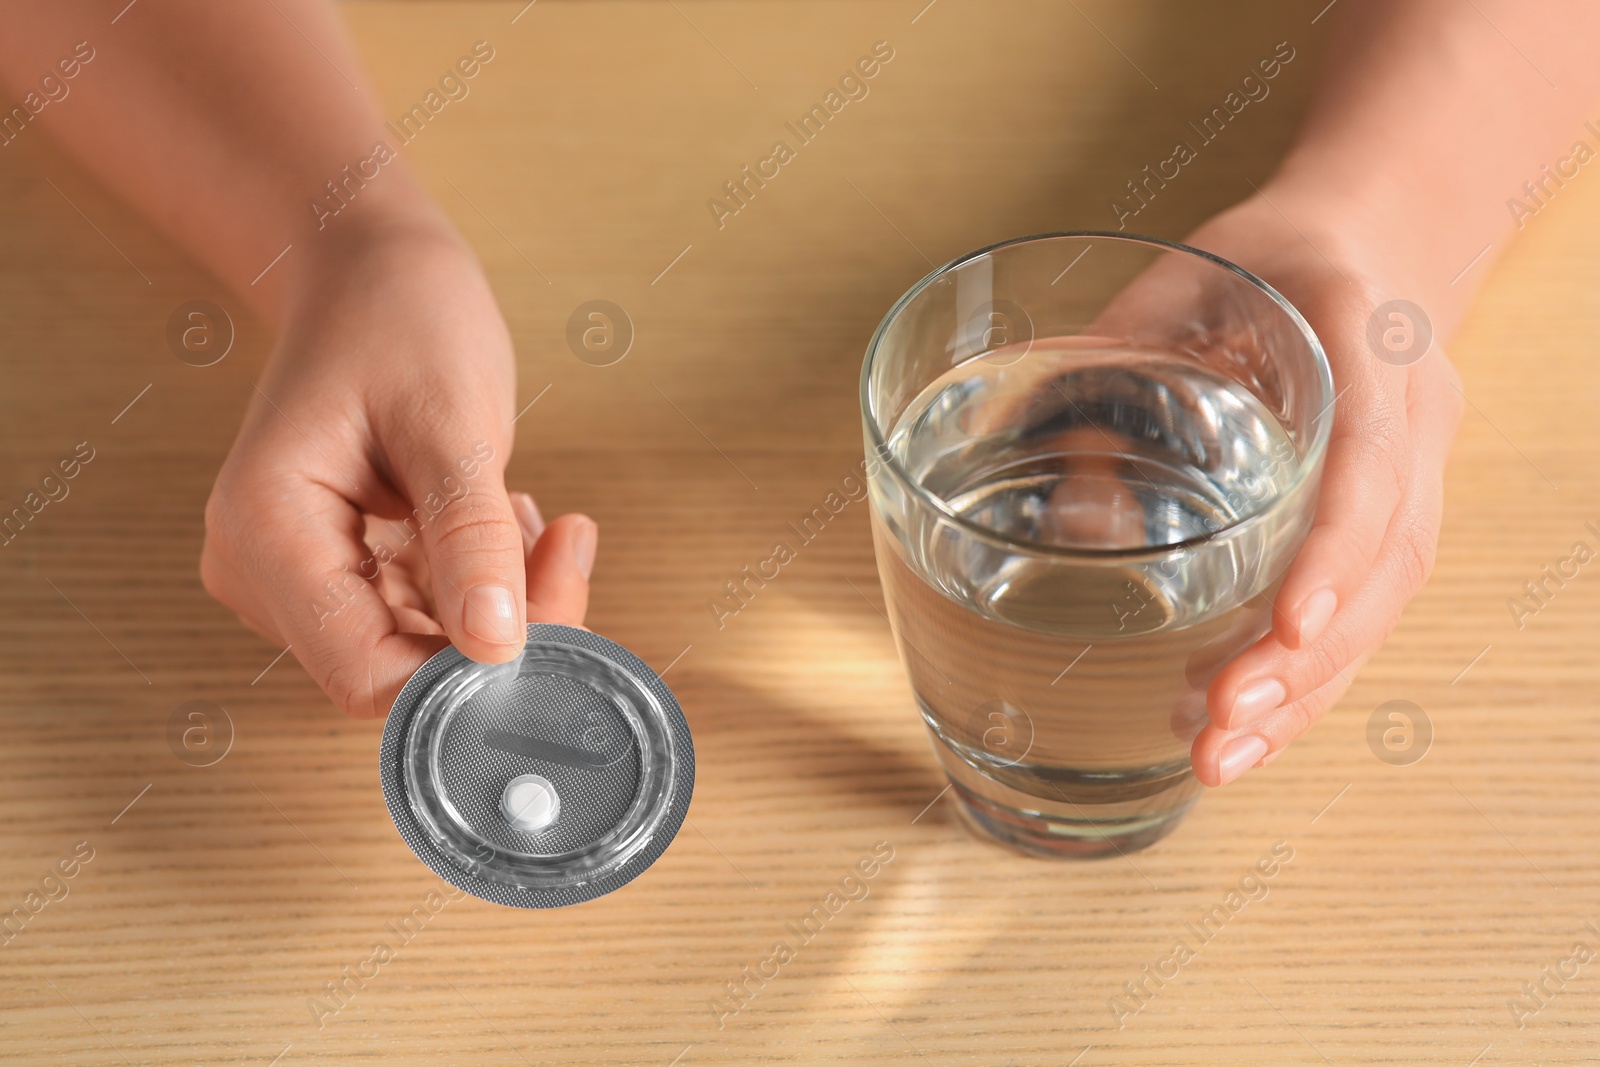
[380,624,694,908]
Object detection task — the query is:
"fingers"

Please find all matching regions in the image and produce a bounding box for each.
[205,472,583,720]
[1202,365,1460,759]
[365,514,435,618]
[382,488,587,633]
[524,512,596,628]
[200,546,287,646]
[1191,650,1374,787]
[390,440,528,665]
[1208,454,1444,736]
[510,491,545,545]
[202,474,447,718]
[1271,373,1408,650]
[512,487,595,627]
[391,604,447,636]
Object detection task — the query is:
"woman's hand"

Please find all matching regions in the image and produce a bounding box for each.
[1181,190,1464,785]
[199,226,596,718]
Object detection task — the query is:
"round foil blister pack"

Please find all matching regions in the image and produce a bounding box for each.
[380,624,694,908]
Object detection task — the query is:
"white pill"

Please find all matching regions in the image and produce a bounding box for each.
[500,773,560,833]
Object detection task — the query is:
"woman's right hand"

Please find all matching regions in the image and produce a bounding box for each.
[200,226,597,718]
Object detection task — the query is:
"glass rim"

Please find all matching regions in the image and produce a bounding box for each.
[859,230,1336,561]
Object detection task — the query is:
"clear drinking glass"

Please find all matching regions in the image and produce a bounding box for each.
[861,232,1333,857]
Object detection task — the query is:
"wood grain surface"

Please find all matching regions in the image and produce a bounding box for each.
[2,1,1598,1064]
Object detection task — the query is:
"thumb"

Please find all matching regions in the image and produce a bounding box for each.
[396,438,527,664]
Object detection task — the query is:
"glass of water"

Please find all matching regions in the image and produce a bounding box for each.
[861,232,1333,856]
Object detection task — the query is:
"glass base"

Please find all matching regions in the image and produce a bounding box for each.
[947,777,1195,858]
[927,730,1202,858]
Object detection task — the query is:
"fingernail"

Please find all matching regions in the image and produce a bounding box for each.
[1229,677,1285,728]
[1217,734,1268,785]
[1296,588,1337,646]
[572,518,598,580]
[464,584,521,645]
[511,492,545,543]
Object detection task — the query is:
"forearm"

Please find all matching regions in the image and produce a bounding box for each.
[1266,0,1600,335]
[0,0,456,324]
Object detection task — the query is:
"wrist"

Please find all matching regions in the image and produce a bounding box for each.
[1261,158,1478,332]
[276,194,478,328]
[1258,170,1406,269]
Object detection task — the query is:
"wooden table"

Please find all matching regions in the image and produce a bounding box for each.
[3,1,1597,1063]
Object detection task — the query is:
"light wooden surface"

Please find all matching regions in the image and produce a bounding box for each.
[3,1,1598,1063]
